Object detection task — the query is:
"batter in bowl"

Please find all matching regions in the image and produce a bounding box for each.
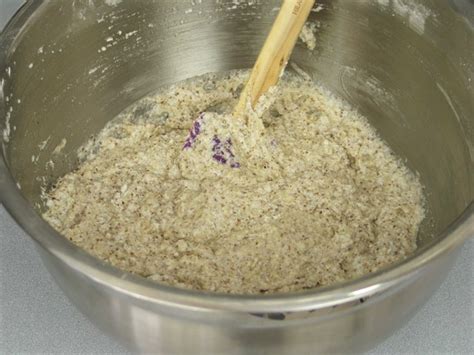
[43,70,425,294]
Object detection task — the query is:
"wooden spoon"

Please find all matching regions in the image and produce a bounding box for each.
[234,0,316,116]
[183,0,315,156]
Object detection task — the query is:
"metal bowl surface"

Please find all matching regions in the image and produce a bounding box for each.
[0,0,472,353]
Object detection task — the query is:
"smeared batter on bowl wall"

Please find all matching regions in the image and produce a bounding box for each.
[42,70,425,294]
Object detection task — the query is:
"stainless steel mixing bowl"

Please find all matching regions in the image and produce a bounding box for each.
[0,0,473,353]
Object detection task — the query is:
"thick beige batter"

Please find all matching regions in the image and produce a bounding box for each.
[43,71,425,294]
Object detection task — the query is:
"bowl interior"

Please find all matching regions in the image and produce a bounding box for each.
[1,0,473,251]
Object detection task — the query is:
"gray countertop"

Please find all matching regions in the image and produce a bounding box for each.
[1,2,473,354]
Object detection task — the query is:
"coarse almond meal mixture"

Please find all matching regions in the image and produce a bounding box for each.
[43,70,425,294]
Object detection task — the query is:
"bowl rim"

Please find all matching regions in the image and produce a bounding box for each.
[1,0,473,314]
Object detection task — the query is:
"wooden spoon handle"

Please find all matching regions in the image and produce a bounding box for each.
[234,0,315,116]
